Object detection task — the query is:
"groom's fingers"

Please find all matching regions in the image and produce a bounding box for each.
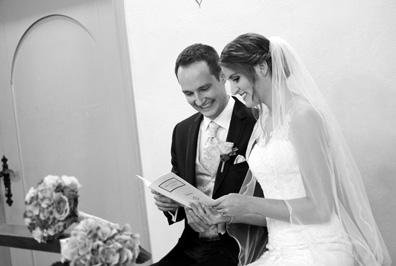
[154,193,176,204]
[199,203,217,224]
[185,209,210,232]
[153,194,180,211]
[190,202,207,217]
[155,202,179,211]
[189,202,210,222]
[201,203,231,225]
[197,202,227,225]
[185,205,211,232]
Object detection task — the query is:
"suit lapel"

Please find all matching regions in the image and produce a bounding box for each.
[212,98,247,196]
[185,114,202,186]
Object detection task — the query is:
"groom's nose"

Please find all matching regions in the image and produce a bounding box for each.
[194,94,205,106]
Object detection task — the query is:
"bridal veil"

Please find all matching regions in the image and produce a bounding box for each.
[226,35,391,266]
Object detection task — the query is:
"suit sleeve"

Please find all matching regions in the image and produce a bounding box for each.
[163,124,186,224]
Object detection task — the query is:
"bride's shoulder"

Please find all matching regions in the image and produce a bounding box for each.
[289,99,323,130]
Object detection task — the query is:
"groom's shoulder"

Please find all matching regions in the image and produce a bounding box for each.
[174,112,201,130]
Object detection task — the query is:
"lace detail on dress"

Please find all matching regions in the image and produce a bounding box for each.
[270,115,291,141]
[252,114,304,201]
[247,114,352,266]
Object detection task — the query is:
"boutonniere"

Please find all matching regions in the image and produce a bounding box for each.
[218,142,238,172]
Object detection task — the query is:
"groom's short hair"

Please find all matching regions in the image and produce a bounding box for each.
[175,43,222,81]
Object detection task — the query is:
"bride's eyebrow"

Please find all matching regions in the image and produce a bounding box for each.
[228,73,238,80]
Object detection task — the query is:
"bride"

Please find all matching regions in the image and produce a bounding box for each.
[198,33,391,266]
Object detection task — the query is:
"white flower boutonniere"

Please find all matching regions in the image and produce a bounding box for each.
[218,142,238,172]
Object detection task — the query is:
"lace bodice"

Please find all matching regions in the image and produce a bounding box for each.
[248,116,348,251]
[249,116,305,201]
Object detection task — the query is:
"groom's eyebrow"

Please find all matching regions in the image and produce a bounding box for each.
[196,83,211,91]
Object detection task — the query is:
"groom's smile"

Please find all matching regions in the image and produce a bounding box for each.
[178,61,229,120]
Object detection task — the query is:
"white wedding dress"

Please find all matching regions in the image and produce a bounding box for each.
[246,115,354,266]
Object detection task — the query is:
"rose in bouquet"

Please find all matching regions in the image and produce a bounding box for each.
[23,175,81,243]
[61,218,140,266]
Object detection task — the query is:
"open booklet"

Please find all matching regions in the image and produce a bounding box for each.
[136,172,214,207]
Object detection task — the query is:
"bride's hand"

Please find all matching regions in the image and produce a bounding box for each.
[191,202,231,226]
[210,193,250,217]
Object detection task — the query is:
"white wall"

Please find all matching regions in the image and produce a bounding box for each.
[124,0,396,262]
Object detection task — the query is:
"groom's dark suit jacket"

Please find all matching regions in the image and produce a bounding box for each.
[162,97,265,264]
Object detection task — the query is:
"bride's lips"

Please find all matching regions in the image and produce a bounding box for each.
[240,92,247,100]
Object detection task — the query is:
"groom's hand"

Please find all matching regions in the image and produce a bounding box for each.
[195,201,232,225]
[185,203,211,233]
[152,190,180,212]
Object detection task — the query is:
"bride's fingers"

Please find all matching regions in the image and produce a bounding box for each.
[212,205,225,215]
[208,197,224,208]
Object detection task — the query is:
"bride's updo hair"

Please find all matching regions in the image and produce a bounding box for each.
[219,33,272,84]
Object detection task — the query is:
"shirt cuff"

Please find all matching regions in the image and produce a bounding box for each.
[168,208,179,222]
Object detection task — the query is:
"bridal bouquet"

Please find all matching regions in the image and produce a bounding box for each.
[60,218,140,266]
[23,175,81,243]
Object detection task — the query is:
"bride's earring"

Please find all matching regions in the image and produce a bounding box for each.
[221,72,226,81]
[256,63,268,77]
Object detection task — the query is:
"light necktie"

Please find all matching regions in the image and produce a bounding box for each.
[199,121,222,240]
[201,121,221,176]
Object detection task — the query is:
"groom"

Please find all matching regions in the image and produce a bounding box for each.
[150,43,265,266]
